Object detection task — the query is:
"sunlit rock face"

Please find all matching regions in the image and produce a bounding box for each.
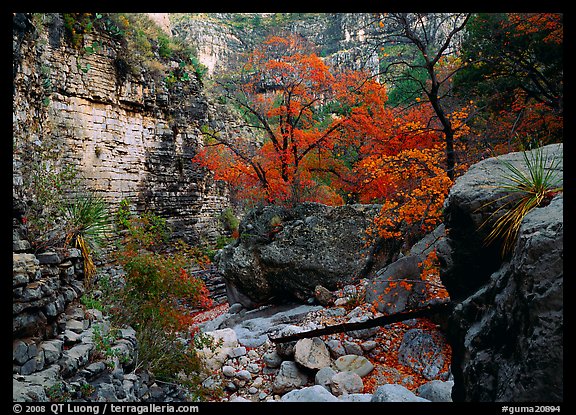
[13,13,230,244]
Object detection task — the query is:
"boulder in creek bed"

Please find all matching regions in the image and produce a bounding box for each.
[294,337,331,370]
[439,143,563,402]
[371,384,430,402]
[397,328,449,381]
[216,202,382,308]
[272,361,309,394]
[333,354,374,378]
[329,371,364,396]
[280,385,339,402]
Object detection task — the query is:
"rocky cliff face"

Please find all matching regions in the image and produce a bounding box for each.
[12,13,229,243]
[170,13,381,77]
[439,144,563,401]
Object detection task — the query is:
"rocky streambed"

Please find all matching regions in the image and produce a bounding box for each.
[192,280,453,402]
[13,276,453,403]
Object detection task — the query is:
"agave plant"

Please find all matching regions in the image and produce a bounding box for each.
[482,145,562,257]
[63,193,112,289]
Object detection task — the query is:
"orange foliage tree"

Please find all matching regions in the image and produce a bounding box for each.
[341,97,455,252]
[195,33,460,255]
[193,34,362,206]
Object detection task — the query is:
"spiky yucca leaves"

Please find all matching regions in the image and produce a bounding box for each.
[482,145,562,257]
[64,193,111,289]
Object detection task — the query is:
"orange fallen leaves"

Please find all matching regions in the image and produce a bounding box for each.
[362,318,452,394]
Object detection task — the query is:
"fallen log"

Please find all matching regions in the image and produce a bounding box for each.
[268,300,454,343]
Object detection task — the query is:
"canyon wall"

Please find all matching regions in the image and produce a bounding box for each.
[13,13,230,244]
[170,13,381,77]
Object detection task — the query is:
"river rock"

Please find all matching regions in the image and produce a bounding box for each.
[280,385,339,402]
[263,350,282,368]
[330,371,363,396]
[338,393,373,402]
[325,339,346,359]
[294,337,331,370]
[371,384,430,402]
[333,354,374,377]
[198,328,239,372]
[416,380,454,402]
[315,366,337,391]
[272,361,309,394]
[398,328,448,380]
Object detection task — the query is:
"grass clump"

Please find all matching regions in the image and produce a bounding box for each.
[481,144,562,257]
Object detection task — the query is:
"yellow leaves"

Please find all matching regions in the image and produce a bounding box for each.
[447,102,476,139]
[364,146,452,240]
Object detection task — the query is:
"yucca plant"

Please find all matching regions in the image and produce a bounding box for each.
[481,145,562,257]
[63,193,112,289]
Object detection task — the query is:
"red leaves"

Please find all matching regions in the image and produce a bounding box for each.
[362,318,452,393]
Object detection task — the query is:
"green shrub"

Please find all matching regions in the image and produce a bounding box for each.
[111,213,215,395]
[63,193,112,289]
[218,207,239,234]
[157,34,172,59]
[115,198,133,230]
[16,134,87,252]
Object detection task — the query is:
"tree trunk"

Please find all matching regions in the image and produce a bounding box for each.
[268,300,454,343]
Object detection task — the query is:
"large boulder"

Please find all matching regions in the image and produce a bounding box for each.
[441,143,563,301]
[216,202,381,308]
[365,224,450,314]
[439,144,563,401]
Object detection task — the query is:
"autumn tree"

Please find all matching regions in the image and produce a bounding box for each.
[350,105,453,257]
[453,13,563,151]
[194,33,458,259]
[193,34,388,206]
[374,13,471,180]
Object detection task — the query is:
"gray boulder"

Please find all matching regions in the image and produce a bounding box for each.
[217,202,381,308]
[416,380,454,402]
[365,255,427,314]
[333,354,374,378]
[398,328,449,380]
[441,143,563,301]
[272,361,309,394]
[338,393,373,402]
[371,384,430,402]
[315,366,337,391]
[440,144,563,402]
[294,337,331,370]
[280,385,339,402]
[330,371,364,396]
[365,224,449,314]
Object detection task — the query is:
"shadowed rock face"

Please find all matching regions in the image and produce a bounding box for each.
[216,202,382,308]
[439,144,563,402]
[441,144,563,302]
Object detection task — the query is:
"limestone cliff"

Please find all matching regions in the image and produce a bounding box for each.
[13,13,229,243]
[170,13,381,77]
